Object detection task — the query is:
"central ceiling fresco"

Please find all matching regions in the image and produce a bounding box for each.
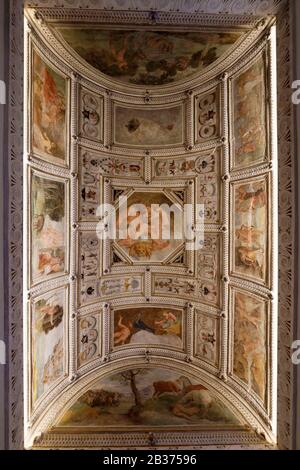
[24,7,276,449]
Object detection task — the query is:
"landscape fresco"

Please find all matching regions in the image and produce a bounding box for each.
[58,368,240,429]
[114,105,183,146]
[233,291,267,401]
[31,174,66,283]
[32,51,67,163]
[58,28,242,85]
[32,289,65,403]
[233,178,268,283]
[116,192,183,262]
[232,55,266,168]
[113,307,183,349]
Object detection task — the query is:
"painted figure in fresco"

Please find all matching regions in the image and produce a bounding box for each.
[38,250,65,276]
[234,57,266,166]
[235,225,263,246]
[35,295,64,334]
[234,293,266,400]
[33,52,66,160]
[154,311,180,336]
[236,184,267,212]
[113,315,133,346]
[234,180,267,280]
[42,338,64,387]
[32,176,65,280]
[32,291,65,402]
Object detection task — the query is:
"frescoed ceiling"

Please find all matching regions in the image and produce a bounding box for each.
[57,28,243,85]
[24,7,276,449]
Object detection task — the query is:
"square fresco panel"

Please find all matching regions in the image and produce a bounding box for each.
[232,55,267,169]
[114,105,184,147]
[31,288,66,404]
[58,28,242,85]
[232,178,268,284]
[58,368,241,429]
[113,307,183,350]
[116,192,183,262]
[31,173,66,285]
[32,50,67,164]
[233,291,267,402]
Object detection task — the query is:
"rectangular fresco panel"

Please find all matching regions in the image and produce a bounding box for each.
[31,288,66,403]
[113,307,183,350]
[31,172,66,285]
[232,54,267,169]
[58,367,241,429]
[232,177,268,284]
[58,28,242,86]
[78,314,100,366]
[233,290,267,402]
[195,310,218,366]
[32,50,67,164]
[114,104,184,147]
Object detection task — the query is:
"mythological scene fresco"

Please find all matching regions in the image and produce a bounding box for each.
[58,368,241,428]
[114,104,184,146]
[58,28,242,85]
[113,307,183,349]
[233,291,267,402]
[31,174,66,283]
[32,51,67,162]
[116,192,183,262]
[32,289,65,403]
[232,55,266,168]
[233,178,268,283]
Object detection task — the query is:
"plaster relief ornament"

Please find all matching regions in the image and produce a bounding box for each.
[195,90,219,143]
[80,92,103,141]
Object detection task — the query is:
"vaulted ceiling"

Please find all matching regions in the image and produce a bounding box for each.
[24,5,277,448]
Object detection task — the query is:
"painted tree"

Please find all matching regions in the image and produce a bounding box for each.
[113,369,149,407]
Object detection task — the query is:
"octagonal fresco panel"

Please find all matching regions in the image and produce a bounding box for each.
[116,191,183,263]
[57,28,243,85]
[57,368,241,430]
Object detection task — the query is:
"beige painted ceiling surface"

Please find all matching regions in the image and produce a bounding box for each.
[23,7,277,448]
